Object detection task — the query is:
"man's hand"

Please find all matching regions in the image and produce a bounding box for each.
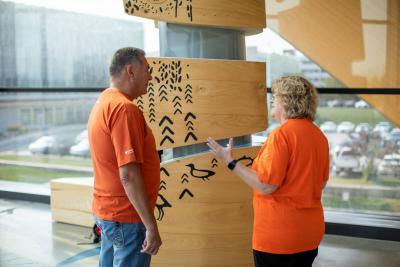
[141,227,162,255]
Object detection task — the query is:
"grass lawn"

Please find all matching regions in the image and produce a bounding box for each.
[0,165,90,184]
[0,154,92,167]
[323,194,400,213]
[316,107,387,125]
[329,176,371,186]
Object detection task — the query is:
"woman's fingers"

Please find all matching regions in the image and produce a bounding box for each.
[229,138,233,149]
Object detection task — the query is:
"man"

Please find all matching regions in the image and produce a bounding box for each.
[88,47,162,267]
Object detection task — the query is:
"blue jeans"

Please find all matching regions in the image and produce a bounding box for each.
[94,217,151,267]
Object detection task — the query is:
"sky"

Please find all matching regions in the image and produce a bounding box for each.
[5,0,294,54]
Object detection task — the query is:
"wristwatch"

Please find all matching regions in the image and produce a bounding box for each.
[227,159,238,170]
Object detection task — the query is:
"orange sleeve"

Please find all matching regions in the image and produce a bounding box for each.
[256,129,289,186]
[110,107,145,167]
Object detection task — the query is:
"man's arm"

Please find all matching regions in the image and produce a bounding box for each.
[119,162,161,255]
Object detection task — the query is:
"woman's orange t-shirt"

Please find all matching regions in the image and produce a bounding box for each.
[252,119,330,254]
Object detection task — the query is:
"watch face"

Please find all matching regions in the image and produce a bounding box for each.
[228,160,237,170]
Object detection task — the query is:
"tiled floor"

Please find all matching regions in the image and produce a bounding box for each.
[0,198,399,267]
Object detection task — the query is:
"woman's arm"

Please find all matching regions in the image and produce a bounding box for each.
[207,137,277,195]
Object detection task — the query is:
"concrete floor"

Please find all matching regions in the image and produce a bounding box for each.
[0,198,399,267]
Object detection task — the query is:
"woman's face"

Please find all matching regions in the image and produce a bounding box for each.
[271,95,286,123]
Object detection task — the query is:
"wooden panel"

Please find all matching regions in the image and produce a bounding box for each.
[153,146,259,266]
[123,0,265,34]
[50,178,94,227]
[359,94,400,126]
[135,58,267,149]
[50,146,260,266]
[267,0,400,126]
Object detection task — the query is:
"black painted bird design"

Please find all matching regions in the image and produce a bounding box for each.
[185,163,215,181]
[155,194,172,221]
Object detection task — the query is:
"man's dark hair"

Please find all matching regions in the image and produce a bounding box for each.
[109,47,145,77]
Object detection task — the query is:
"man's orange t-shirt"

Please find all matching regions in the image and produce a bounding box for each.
[88,88,160,222]
[252,119,330,254]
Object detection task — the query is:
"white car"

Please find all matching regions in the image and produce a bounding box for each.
[377,154,400,177]
[373,121,392,137]
[337,121,355,133]
[320,121,337,133]
[69,138,90,157]
[355,100,369,108]
[74,129,88,144]
[28,136,56,154]
[333,146,366,177]
[355,123,371,134]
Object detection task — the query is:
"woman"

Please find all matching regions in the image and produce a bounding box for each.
[207,76,329,267]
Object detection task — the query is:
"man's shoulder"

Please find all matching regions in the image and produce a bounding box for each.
[100,89,140,113]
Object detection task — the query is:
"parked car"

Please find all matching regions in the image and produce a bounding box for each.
[355,100,369,108]
[372,121,392,138]
[377,154,400,177]
[320,121,337,133]
[333,146,366,177]
[337,121,355,133]
[343,100,355,107]
[387,128,400,142]
[69,138,90,157]
[355,123,371,134]
[28,136,56,154]
[327,99,342,107]
[74,129,88,144]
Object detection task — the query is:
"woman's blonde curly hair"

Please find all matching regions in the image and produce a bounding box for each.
[271,76,319,121]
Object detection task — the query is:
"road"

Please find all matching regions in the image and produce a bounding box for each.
[0,124,86,152]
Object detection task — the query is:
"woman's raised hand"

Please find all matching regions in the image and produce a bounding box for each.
[206,137,234,164]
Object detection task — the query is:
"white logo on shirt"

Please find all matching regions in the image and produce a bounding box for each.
[125,148,135,155]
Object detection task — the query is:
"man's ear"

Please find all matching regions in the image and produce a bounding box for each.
[126,64,135,78]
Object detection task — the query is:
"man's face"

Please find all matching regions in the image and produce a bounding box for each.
[133,56,152,95]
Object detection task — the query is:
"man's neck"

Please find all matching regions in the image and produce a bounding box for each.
[110,80,137,100]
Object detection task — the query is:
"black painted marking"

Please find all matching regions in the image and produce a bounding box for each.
[237,155,254,167]
[160,167,170,176]
[181,173,189,183]
[186,98,193,104]
[179,188,194,199]
[184,112,196,121]
[174,109,182,115]
[162,126,175,135]
[155,194,172,221]
[160,135,175,146]
[184,132,198,142]
[185,163,215,181]
[186,121,193,127]
[173,96,181,102]
[159,115,173,126]
[160,96,168,102]
[173,102,182,108]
